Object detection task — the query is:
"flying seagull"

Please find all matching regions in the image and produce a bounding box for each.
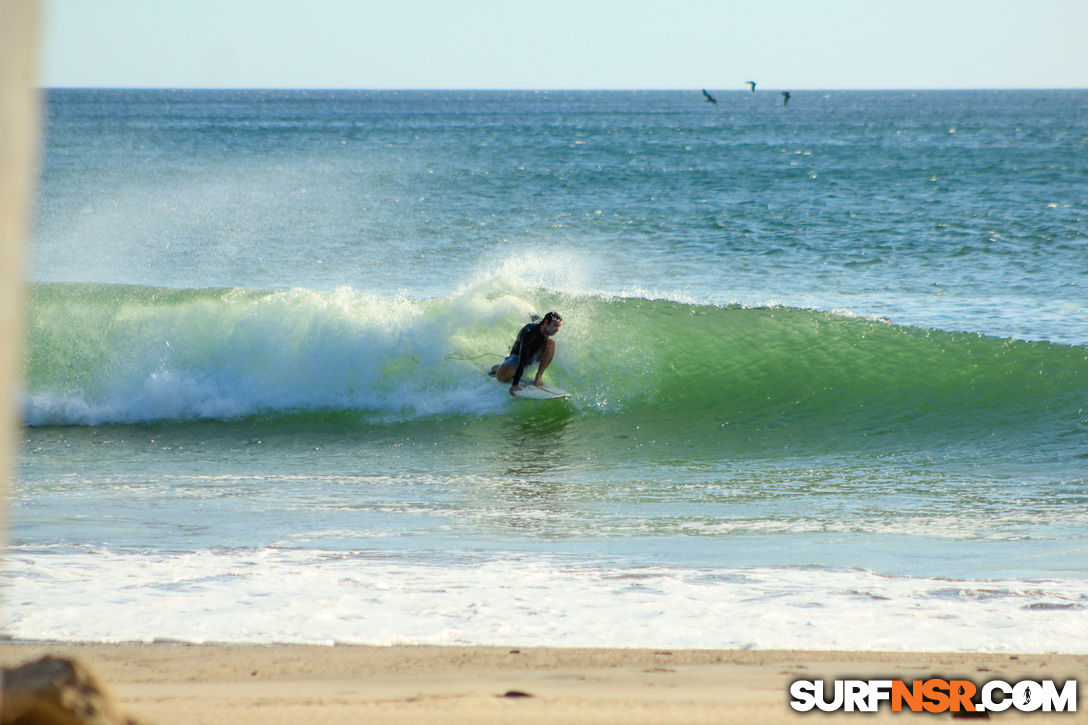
[702,89,717,104]
[745,81,756,92]
[781,91,791,106]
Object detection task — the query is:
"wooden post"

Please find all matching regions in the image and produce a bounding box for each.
[0,0,40,621]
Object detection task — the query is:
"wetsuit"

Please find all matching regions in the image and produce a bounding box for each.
[507,321,549,386]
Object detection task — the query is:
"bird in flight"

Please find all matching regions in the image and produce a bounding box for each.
[781,91,791,106]
[745,81,756,92]
[702,89,717,104]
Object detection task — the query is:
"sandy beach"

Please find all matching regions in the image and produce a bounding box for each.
[2,644,1083,724]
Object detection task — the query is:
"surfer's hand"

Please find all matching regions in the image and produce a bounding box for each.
[509,385,521,396]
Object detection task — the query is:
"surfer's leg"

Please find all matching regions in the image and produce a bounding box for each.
[494,354,519,383]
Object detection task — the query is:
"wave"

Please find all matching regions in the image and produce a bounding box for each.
[23,282,1088,453]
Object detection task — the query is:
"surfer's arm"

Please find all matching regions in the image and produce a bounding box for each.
[510,325,532,387]
[510,358,528,387]
[511,361,527,387]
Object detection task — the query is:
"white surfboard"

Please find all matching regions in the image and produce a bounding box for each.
[489,373,571,399]
[511,381,571,400]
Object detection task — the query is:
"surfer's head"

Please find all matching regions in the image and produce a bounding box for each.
[542,311,562,336]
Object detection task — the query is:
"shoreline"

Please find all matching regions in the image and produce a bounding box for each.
[3,643,1084,724]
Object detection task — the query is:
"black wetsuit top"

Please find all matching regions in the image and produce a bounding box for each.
[509,321,548,386]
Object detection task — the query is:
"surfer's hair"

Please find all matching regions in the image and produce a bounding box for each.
[543,311,562,322]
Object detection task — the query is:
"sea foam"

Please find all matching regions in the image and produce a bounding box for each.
[5,545,1086,651]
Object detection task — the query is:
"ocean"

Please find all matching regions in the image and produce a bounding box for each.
[6,89,1088,650]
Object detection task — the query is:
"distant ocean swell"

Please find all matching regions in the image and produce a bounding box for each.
[24,281,1087,452]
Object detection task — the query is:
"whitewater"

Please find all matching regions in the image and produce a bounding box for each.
[7,89,1088,650]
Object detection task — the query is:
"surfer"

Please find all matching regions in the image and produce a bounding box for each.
[489,311,563,396]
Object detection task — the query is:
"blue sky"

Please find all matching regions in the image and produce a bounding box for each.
[41,0,1088,90]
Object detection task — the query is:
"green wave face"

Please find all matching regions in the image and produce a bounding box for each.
[23,283,1088,459]
[558,296,1085,455]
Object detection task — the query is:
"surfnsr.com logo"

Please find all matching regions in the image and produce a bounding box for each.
[789,678,1078,713]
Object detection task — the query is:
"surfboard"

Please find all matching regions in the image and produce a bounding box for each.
[489,372,571,399]
[511,382,571,400]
